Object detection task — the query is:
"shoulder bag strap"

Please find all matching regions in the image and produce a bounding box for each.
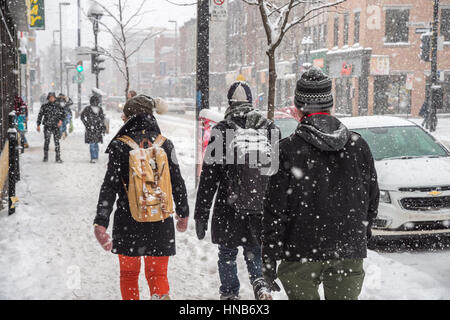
[117,135,140,150]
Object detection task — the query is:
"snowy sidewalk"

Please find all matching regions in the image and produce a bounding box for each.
[0,111,450,299]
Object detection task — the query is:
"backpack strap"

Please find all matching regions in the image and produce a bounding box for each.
[117,135,139,150]
[153,135,167,147]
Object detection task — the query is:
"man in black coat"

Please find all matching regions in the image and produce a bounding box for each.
[262,67,379,300]
[194,81,279,300]
[37,92,66,163]
[81,95,106,163]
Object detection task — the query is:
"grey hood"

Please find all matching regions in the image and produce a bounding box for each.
[224,102,267,129]
[296,114,351,151]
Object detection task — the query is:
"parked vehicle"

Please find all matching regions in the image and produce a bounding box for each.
[340,116,450,240]
[105,96,126,113]
[273,107,301,139]
[164,97,187,114]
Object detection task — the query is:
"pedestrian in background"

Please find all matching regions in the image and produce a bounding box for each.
[262,67,379,300]
[37,92,65,163]
[14,95,29,149]
[81,95,106,163]
[57,93,73,139]
[127,90,137,101]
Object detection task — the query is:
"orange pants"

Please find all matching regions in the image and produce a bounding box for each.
[118,255,169,300]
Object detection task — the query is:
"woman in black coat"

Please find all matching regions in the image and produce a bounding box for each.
[93,95,189,300]
[81,96,106,163]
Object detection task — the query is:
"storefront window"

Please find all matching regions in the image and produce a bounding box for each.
[335,77,352,115]
[374,75,411,114]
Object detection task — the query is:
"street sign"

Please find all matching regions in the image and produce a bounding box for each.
[27,0,45,30]
[76,46,96,60]
[72,74,85,84]
[210,0,227,21]
[415,27,431,34]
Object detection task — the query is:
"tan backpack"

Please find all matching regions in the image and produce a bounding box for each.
[117,135,174,222]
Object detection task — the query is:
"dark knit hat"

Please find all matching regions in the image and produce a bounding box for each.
[123,94,168,117]
[90,95,100,106]
[227,81,252,105]
[294,67,333,112]
[47,92,56,100]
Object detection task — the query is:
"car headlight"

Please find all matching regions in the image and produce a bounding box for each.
[380,190,391,203]
[118,103,123,109]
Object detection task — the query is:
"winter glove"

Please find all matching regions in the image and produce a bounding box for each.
[175,215,189,232]
[94,224,112,251]
[262,256,281,292]
[195,219,208,240]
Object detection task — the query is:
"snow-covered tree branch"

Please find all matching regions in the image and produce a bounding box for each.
[88,0,160,99]
[243,0,346,119]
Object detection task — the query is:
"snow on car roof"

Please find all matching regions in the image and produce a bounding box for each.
[339,116,417,129]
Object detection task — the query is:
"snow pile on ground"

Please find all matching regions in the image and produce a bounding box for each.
[0,110,450,299]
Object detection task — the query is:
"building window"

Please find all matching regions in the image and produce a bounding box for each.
[441,8,450,42]
[343,13,349,45]
[333,16,339,47]
[385,8,410,43]
[354,11,360,44]
[313,25,319,50]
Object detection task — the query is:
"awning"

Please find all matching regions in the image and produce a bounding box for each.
[7,0,29,32]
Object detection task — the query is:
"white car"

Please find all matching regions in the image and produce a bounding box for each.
[340,116,450,240]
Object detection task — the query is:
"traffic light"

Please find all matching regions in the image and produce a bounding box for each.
[419,33,431,62]
[76,60,83,73]
[91,53,106,74]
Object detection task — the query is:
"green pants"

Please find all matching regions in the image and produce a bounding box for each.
[278,258,365,300]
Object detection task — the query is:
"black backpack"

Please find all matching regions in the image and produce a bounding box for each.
[224,119,273,214]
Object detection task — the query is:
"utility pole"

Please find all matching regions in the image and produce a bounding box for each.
[59,2,70,94]
[428,0,440,132]
[195,0,209,185]
[431,0,439,86]
[77,0,82,117]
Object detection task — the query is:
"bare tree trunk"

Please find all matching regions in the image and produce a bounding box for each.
[267,49,277,120]
[124,56,130,100]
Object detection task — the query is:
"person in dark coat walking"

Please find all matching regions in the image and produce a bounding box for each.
[37,92,66,163]
[81,95,106,163]
[194,81,279,300]
[262,67,380,300]
[57,93,73,139]
[93,95,189,300]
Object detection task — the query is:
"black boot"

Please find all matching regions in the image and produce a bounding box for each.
[56,154,63,163]
[43,152,48,162]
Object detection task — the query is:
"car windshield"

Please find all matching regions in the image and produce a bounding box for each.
[274,118,299,139]
[353,126,449,161]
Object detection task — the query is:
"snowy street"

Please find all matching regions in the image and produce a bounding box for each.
[1,109,450,300]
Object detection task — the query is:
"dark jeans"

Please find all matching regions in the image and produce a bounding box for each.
[217,245,263,296]
[44,126,61,159]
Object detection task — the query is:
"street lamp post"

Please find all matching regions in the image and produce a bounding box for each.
[87,3,104,89]
[169,20,178,96]
[64,58,75,97]
[59,2,71,94]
